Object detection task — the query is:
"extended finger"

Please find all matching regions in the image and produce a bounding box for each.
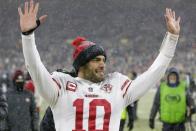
[171,10,174,18]
[172,11,175,20]
[34,2,39,15]
[166,8,169,16]
[29,0,34,13]
[169,9,173,18]
[164,15,169,23]
[18,7,23,16]
[39,15,48,24]
[177,16,181,24]
[166,8,171,19]
[24,1,29,14]
[165,8,170,20]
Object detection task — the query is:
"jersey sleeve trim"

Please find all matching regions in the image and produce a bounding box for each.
[121,79,130,90]
[52,78,61,89]
[123,81,132,98]
[52,78,61,97]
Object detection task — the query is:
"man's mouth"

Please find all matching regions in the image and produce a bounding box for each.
[96,70,104,76]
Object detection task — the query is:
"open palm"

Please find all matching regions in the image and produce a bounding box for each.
[165,8,181,35]
[18,0,47,32]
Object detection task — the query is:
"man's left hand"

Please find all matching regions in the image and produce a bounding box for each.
[165,8,181,35]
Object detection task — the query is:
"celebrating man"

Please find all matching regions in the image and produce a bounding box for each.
[19,0,180,130]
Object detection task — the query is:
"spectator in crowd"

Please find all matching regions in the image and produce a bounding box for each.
[187,73,196,114]
[119,71,137,131]
[0,74,8,131]
[40,107,55,131]
[129,71,138,121]
[149,67,195,131]
[25,72,42,117]
[119,105,134,131]
[0,72,10,94]
[6,69,39,131]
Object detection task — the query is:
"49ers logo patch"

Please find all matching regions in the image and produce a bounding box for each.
[66,81,77,92]
[101,84,112,93]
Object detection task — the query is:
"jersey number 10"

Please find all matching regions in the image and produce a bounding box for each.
[73,99,111,131]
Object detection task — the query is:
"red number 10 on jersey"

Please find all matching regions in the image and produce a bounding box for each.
[73,99,111,131]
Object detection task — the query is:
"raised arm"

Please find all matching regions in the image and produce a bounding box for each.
[125,8,181,105]
[19,0,59,106]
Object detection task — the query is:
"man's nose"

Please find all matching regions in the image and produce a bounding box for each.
[99,61,105,70]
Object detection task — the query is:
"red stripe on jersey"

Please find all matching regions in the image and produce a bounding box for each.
[52,78,61,89]
[121,79,130,90]
[123,81,132,98]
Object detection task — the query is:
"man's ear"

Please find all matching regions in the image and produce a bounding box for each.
[79,63,90,73]
[78,65,84,74]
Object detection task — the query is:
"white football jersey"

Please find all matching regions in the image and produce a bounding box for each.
[22,32,179,131]
[51,72,131,131]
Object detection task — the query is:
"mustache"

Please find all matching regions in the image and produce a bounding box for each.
[95,69,105,73]
[96,67,105,71]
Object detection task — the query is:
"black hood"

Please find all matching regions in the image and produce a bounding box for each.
[167,67,180,86]
[12,70,25,91]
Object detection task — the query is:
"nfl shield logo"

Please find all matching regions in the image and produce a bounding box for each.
[88,87,93,92]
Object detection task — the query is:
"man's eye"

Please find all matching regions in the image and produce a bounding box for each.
[90,59,96,62]
[92,59,98,61]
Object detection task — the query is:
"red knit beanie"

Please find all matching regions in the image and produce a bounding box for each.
[71,36,106,72]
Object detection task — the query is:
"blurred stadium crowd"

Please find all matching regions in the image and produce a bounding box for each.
[0,0,196,131]
[0,0,195,76]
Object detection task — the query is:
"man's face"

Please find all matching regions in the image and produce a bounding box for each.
[15,75,25,91]
[168,73,177,84]
[82,55,106,83]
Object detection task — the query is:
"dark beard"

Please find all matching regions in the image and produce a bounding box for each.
[90,76,104,83]
[84,70,104,83]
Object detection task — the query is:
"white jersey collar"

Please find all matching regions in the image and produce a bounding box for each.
[75,77,95,85]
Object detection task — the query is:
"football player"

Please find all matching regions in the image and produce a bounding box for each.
[18,1,180,130]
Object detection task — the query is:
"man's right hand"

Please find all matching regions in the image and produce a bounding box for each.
[18,0,47,33]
